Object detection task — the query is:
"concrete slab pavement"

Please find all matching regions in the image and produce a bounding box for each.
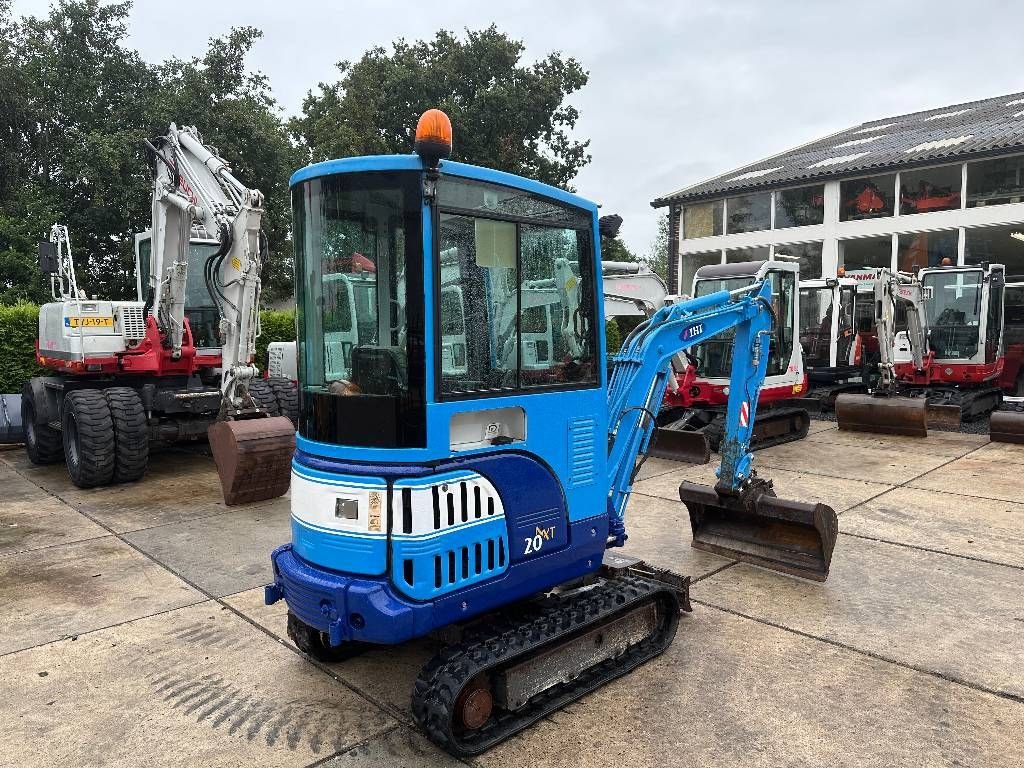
[0,601,397,767]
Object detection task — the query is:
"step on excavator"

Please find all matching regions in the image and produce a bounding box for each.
[21,125,295,502]
[653,260,813,464]
[836,262,1024,439]
[264,110,839,757]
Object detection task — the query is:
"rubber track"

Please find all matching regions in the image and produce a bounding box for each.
[705,407,810,452]
[104,387,149,483]
[411,576,680,757]
[62,389,115,487]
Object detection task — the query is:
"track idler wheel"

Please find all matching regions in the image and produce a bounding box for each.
[680,478,838,581]
[208,416,295,505]
[834,393,928,437]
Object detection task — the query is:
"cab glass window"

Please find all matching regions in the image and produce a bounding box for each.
[292,171,425,448]
[436,178,598,398]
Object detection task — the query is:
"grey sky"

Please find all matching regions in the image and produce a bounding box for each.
[12,0,1024,254]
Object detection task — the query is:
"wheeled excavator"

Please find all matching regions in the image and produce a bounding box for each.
[264,109,839,756]
[21,125,295,503]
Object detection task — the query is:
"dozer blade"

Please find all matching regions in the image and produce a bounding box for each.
[208,416,296,505]
[679,481,838,581]
[926,403,962,431]
[650,427,711,464]
[991,409,1024,444]
[834,393,928,437]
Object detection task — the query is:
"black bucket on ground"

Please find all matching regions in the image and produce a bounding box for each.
[680,480,838,582]
[834,393,928,437]
[650,427,711,464]
[0,394,24,444]
[991,409,1024,444]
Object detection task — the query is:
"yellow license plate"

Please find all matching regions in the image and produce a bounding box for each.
[65,316,114,327]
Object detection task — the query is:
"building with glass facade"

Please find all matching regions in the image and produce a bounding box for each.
[652,92,1024,296]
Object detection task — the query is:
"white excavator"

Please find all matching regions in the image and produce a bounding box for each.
[21,124,296,503]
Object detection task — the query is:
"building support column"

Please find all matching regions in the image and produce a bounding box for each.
[668,203,681,293]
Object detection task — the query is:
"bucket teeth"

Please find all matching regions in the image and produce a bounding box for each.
[208,416,296,505]
[834,393,928,437]
[680,481,838,582]
[650,427,711,464]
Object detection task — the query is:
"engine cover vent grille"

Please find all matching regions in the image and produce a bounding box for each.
[119,304,147,341]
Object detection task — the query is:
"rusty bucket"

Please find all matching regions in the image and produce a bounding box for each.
[208,416,296,506]
[834,393,928,438]
[680,481,838,581]
[650,427,711,465]
[991,408,1024,444]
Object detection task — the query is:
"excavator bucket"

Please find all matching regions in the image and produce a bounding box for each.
[208,416,296,506]
[991,407,1024,444]
[679,481,838,581]
[650,426,711,464]
[834,393,928,438]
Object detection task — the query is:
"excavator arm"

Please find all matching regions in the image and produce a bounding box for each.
[606,280,837,581]
[145,123,266,412]
[875,269,930,394]
[146,123,294,506]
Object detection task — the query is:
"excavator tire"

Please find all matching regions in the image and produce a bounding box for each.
[21,385,62,464]
[248,379,281,417]
[268,377,299,425]
[104,387,149,483]
[62,389,116,488]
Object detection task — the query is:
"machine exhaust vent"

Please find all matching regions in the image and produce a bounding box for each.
[119,304,147,341]
[568,417,597,487]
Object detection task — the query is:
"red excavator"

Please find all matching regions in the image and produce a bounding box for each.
[653,259,812,463]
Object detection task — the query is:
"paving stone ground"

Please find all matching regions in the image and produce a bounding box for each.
[1,425,1022,767]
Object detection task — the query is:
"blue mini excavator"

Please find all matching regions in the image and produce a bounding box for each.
[265,110,838,756]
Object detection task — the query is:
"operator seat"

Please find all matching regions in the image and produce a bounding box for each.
[351,346,404,396]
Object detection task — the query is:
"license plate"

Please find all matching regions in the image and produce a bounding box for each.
[65,316,114,327]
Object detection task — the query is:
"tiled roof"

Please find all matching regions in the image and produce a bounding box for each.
[652,91,1024,207]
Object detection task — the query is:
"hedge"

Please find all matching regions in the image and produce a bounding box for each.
[0,303,46,393]
[0,303,296,393]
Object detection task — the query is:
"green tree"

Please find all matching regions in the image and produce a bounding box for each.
[643,211,669,283]
[147,26,303,301]
[0,2,299,304]
[292,26,591,189]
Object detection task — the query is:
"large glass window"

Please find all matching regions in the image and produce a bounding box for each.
[920,268,985,360]
[725,245,770,263]
[1005,283,1024,351]
[774,241,823,280]
[897,230,958,271]
[292,171,425,448]
[840,174,896,221]
[680,251,722,296]
[799,284,857,369]
[682,200,723,238]
[726,192,771,234]
[775,185,825,228]
[967,154,1024,207]
[900,164,961,214]
[840,236,892,273]
[436,178,598,398]
[965,224,1024,276]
